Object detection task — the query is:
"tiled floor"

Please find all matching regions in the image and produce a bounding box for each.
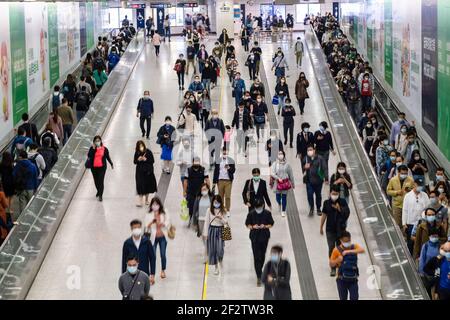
[26,33,380,300]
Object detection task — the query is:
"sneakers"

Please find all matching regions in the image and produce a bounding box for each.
[281,211,286,217]
[317,210,323,216]
[214,266,220,275]
[226,212,231,218]
[330,268,336,277]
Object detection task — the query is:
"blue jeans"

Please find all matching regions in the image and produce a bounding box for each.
[276,193,287,211]
[277,95,286,113]
[306,182,323,211]
[337,279,359,300]
[203,79,211,93]
[165,27,171,40]
[76,110,86,122]
[235,94,243,107]
[63,124,72,145]
[154,236,167,271]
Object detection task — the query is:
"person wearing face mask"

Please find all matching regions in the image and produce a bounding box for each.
[174,54,186,90]
[329,231,365,300]
[250,41,262,76]
[240,24,250,52]
[293,37,304,68]
[296,122,314,170]
[432,192,449,233]
[253,95,268,142]
[330,163,353,204]
[390,112,411,145]
[408,150,428,182]
[176,136,197,187]
[429,167,450,196]
[156,117,176,174]
[184,157,210,224]
[201,62,214,94]
[246,51,257,80]
[121,219,156,285]
[177,105,198,137]
[250,78,265,101]
[359,73,373,112]
[375,134,392,177]
[136,91,154,140]
[362,117,376,155]
[320,186,351,276]
[266,130,284,167]
[281,99,296,148]
[387,165,414,228]
[86,136,113,202]
[402,178,430,255]
[188,76,205,95]
[418,227,442,298]
[245,198,274,286]
[232,102,252,156]
[144,197,172,280]
[271,151,295,218]
[133,140,157,207]
[241,91,255,114]
[271,50,289,82]
[118,256,150,300]
[213,148,235,218]
[313,121,335,183]
[302,145,327,216]
[274,77,290,116]
[294,72,309,115]
[242,168,272,213]
[218,29,230,54]
[197,45,209,74]
[192,183,212,253]
[224,40,235,62]
[186,41,197,75]
[413,208,447,260]
[403,132,420,163]
[205,109,225,169]
[380,150,398,191]
[203,195,228,275]
[424,241,450,300]
[232,72,246,107]
[261,245,292,300]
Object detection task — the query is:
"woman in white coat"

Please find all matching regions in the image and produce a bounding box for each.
[145,196,171,279]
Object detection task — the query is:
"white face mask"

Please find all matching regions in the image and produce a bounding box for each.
[338,169,346,175]
[307,150,314,157]
[165,121,172,125]
[438,187,445,194]
[278,155,284,161]
[303,127,309,133]
[132,228,142,237]
[151,204,160,212]
[331,195,339,201]
[201,190,209,196]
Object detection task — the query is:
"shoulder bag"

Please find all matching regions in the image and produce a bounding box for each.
[122,270,140,300]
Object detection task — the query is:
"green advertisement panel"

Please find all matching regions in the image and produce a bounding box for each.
[87,2,95,50]
[437,1,450,159]
[9,3,28,125]
[384,0,393,86]
[48,3,59,87]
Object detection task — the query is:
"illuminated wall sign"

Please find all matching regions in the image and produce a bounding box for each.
[177,3,199,8]
[150,4,172,8]
[129,4,146,9]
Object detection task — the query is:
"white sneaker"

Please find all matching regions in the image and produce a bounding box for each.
[226,212,231,218]
[281,211,286,217]
[214,266,219,275]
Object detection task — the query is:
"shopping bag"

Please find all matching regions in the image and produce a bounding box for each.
[180,198,189,221]
[272,95,279,105]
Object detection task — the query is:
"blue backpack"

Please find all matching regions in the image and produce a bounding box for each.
[52,94,60,109]
[337,245,359,281]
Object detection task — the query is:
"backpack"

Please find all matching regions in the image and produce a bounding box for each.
[361,79,372,96]
[337,245,359,281]
[29,154,40,174]
[39,149,55,177]
[76,92,90,111]
[93,57,105,70]
[13,161,31,193]
[109,54,120,68]
[52,94,61,109]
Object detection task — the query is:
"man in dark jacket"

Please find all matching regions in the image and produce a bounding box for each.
[242,168,272,212]
[122,219,156,285]
[424,241,450,300]
[136,91,154,139]
[302,145,327,216]
[38,137,58,178]
[320,185,351,276]
[205,109,225,169]
[75,85,91,122]
[261,245,292,300]
[12,150,38,217]
[296,122,314,169]
[346,79,361,121]
[231,102,253,156]
[213,148,236,217]
[246,198,274,286]
[18,113,39,145]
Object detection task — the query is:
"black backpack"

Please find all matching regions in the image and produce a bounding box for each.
[13,161,30,193]
[39,148,56,177]
[76,92,90,111]
[93,57,105,70]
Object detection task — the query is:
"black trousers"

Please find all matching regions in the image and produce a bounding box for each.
[297,98,306,114]
[283,122,294,145]
[177,72,185,87]
[155,45,160,56]
[248,65,257,80]
[140,116,151,138]
[251,239,269,279]
[91,167,106,197]
[201,109,210,129]
[326,231,339,258]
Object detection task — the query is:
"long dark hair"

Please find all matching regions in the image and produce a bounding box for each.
[1,151,13,168]
[149,196,165,214]
[51,109,58,123]
[135,140,146,153]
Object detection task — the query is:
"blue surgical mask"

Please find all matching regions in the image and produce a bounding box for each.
[429,236,439,244]
[416,186,424,192]
[390,156,396,162]
[430,198,437,205]
[213,202,221,209]
[436,175,444,182]
[127,266,138,274]
[271,254,280,263]
[342,242,351,248]
[446,252,450,260]
[319,126,325,132]
[426,215,436,223]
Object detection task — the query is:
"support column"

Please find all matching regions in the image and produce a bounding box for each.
[215,0,235,38]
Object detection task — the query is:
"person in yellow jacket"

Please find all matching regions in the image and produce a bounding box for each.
[386,164,414,227]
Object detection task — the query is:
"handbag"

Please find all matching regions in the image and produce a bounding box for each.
[254,115,265,124]
[167,225,176,239]
[272,95,279,105]
[84,156,92,169]
[245,179,252,203]
[221,223,232,241]
[276,178,292,191]
[173,63,182,72]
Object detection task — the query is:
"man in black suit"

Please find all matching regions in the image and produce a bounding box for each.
[231,102,253,156]
[296,122,314,171]
[245,198,274,286]
[205,108,225,169]
[122,219,156,285]
[243,167,272,212]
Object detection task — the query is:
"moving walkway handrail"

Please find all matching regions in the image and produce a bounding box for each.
[0,31,144,300]
[306,26,428,300]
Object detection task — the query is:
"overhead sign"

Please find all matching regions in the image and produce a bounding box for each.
[150,4,172,9]
[219,2,232,12]
[177,3,198,8]
[129,4,146,9]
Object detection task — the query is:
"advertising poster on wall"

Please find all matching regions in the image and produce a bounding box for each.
[371,1,384,76]
[25,2,50,112]
[392,0,422,120]
[86,2,95,50]
[421,0,438,143]
[437,0,450,159]
[0,4,13,137]
[79,2,87,57]
[9,3,28,126]
[384,0,393,85]
[47,3,59,88]
[57,2,81,77]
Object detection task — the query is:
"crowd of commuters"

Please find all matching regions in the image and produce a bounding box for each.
[312,12,450,300]
[0,30,136,246]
